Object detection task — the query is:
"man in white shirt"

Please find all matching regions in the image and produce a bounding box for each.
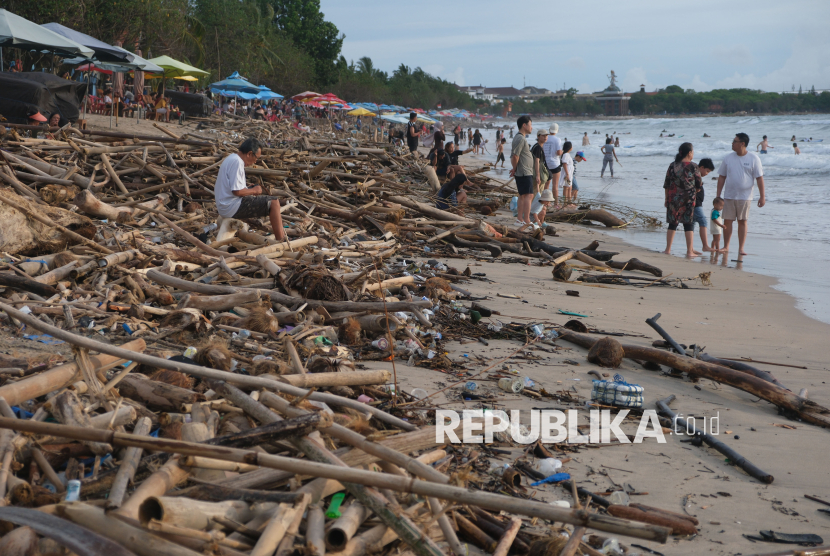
[542,123,563,206]
[215,138,285,241]
[716,132,765,255]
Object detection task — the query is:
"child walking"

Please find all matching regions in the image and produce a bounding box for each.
[496,138,506,167]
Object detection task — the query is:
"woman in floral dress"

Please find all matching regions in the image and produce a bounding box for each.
[663,142,702,257]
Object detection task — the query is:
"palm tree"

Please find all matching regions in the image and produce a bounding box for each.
[357,56,375,77]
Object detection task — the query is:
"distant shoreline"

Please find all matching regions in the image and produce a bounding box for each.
[467,112,828,123]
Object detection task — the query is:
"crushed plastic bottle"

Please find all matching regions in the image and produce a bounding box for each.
[537,458,563,476]
[232,329,251,340]
[608,491,630,506]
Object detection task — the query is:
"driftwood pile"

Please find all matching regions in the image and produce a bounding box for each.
[0,116,741,556]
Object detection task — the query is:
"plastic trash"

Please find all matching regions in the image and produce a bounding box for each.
[498,377,524,393]
[550,500,571,508]
[523,376,535,389]
[64,479,81,502]
[601,538,623,555]
[325,492,346,519]
[357,394,373,403]
[537,458,563,476]
[232,329,251,340]
[509,196,519,216]
[371,337,389,350]
[183,347,198,359]
[530,472,571,486]
[464,381,478,392]
[410,388,428,400]
[530,324,544,337]
[608,491,630,506]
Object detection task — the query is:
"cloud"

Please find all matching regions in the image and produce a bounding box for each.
[446,67,465,86]
[714,35,830,91]
[711,45,754,66]
[564,57,585,69]
[620,68,653,92]
[687,75,709,92]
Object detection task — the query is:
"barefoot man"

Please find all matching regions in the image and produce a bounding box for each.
[716,133,765,256]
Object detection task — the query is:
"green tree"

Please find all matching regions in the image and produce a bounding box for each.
[266,0,344,86]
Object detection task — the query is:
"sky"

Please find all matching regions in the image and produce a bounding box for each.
[319,0,830,94]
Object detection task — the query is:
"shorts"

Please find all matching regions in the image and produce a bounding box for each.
[156,108,168,114]
[693,206,707,229]
[572,178,579,191]
[760,150,767,154]
[231,195,272,219]
[549,165,562,175]
[496,152,505,163]
[436,192,457,210]
[515,175,533,196]
[710,219,723,237]
[408,142,418,153]
[722,199,751,221]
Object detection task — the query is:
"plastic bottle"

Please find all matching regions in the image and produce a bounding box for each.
[464,381,478,392]
[537,458,563,476]
[509,196,519,216]
[232,329,251,340]
[65,479,81,502]
[498,377,524,393]
[601,538,624,555]
[371,337,389,350]
[410,388,428,400]
[203,223,218,234]
[608,491,630,506]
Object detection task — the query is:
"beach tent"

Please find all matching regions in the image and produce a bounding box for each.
[41,23,130,63]
[0,71,86,123]
[0,9,94,59]
[348,107,375,116]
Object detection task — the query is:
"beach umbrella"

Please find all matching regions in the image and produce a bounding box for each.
[41,22,130,63]
[348,107,375,116]
[312,93,346,104]
[256,86,283,100]
[292,91,320,101]
[76,63,112,75]
[147,55,209,79]
[303,101,324,108]
[0,9,94,58]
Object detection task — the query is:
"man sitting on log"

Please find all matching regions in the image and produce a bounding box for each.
[215,138,285,241]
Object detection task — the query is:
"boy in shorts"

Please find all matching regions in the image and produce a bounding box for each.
[215,138,285,241]
[710,197,725,251]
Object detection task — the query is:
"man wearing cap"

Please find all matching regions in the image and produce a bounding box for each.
[406,112,421,154]
[510,115,534,227]
[532,129,550,195]
[542,123,564,207]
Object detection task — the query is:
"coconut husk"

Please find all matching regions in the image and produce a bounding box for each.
[424,277,452,300]
[159,421,184,440]
[234,307,280,334]
[385,209,404,225]
[552,262,572,282]
[251,358,291,376]
[148,369,195,389]
[338,317,362,345]
[52,251,78,268]
[479,206,492,216]
[41,183,79,205]
[285,265,351,302]
[193,342,234,371]
[563,319,588,333]
[587,337,624,368]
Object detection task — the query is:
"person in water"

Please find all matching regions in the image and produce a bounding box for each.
[793,142,801,155]
[756,135,773,154]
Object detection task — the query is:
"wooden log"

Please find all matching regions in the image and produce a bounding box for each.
[180,290,263,311]
[207,412,332,448]
[559,331,830,429]
[657,395,773,483]
[456,512,497,552]
[107,416,152,509]
[606,505,697,536]
[698,354,785,389]
[47,391,112,455]
[305,505,325,556]
[386,194,476,224]
[139,496,259,530]
[118,374,204,412]
[115,457,191,520]
[327,501,371,551]
[34,260,78,286]
[0,272,58,297]
[60,503,205,556]
[364,276,415,292]
[607,258,663,277]
[546,207,625,227]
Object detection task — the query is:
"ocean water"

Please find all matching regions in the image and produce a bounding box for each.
[478,115,830,324]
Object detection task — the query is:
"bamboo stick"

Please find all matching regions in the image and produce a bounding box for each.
[115,457,191,520]
[107,416,152,509]
[305,504,325,556]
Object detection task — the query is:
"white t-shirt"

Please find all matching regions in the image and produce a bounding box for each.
[560,153,574,183]
[530,193,545,215]
[717,151,763,200]
[215,153,246,217]
[542,135,563,170]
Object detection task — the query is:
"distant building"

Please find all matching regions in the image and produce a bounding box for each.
[594,71,629,116]
[453,84,525,103]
